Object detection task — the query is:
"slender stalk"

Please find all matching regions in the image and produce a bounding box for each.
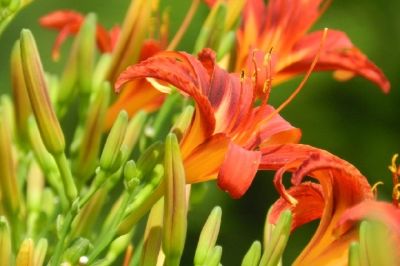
[167,0,200,50]
[54,153,77,203]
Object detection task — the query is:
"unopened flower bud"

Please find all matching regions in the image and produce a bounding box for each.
[33,238,48,266]
[64,238,92,265]
[0,107,21,216]
[204,245,222,266]
[163,133,187,266]
[194,2,227,54]
[11,40,31,144]
[260,210,292,266]
[136,142,164,181]
[194,206,222,266]
[0,217,12,266]
[100,110,128,172]
[1,95,15,139]
[121,111,147,154]
[348,242,361,266]
[123,160,140,192]
[241,241,261,266]
[73,82,110,181]
[16,238,34,266]
[171,105,194,141]
[20,29,65,155]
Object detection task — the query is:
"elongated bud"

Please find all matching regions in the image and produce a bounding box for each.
[141,227,163,266]
[171,105,194,141]
[100,110,128,172]
[141,199,164,266]
[163,133,187,266]
[57,13,96,115]
[34,238,48,266]
[20,29,65,155]
[124,160,140,192]
[76,13,96,94]
[0,107,21,216]
[11,40,31,144]
[204,245,222,266]
[151,93,182,141]
[73,82,110,181]
[64,238,92,265]
[194,206,222,265]
[27,161,44,212]
[121,111,147,155]
[136,142,164,181]
[241,241,261,266]
[16,238,34,266]
[101,232,134,266]
[358,220,398,266]
[348,242,361,266]
[106,0,154,82]
[0,217,12,266]
[194,2,227,54]
[260,210,292,266]
[1,95,15,139]
[71,188,107,238]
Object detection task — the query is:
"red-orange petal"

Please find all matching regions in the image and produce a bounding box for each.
[217,142,261,198]
[269,182,324,231]
[277,30,390,92]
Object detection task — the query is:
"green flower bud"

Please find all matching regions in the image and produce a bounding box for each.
[163,133,187,266]
[0,107,21,216]
[0,217,12,266]
[100,110,128,172]
[194,206,222,266]
[1,95,15,139]
[194,2,227,54]
[171,105,194,141]
[57,13,96,116]
[16,238,34,266]
[11,40,31,144]
[20,29,65,155]
[136,142,164,181]
[33,238,48,266]
[260,210,292,266]
[204,245,222,266]
[141,227,162,266]
[358,220,398,266]
[121,111,147,156]
[27,162,44,212]
[72,82,110,181]
[348,242,361,266]
[63,238,92,265]
[124,160,140,192]
[241,241,262,266]
[141,199,164,266]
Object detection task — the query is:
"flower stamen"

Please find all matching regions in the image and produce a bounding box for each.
[263,28,329,124]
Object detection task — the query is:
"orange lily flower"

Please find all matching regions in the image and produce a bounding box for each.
[116,48,301,198]
[262,144,400,265]
[235,0,390,94]
[39,10,119,60]
[40,1,167,128]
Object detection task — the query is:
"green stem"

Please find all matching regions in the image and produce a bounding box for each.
[50,205,77,266]
[54,152,78,203]
[118,180,164,235]
[87,192,134,263]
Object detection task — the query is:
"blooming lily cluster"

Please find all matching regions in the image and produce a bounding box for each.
[0,0,397,265]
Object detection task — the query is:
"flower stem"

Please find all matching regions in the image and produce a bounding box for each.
[54,152,77,203]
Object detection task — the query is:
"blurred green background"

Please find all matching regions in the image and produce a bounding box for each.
[1,0,399,264]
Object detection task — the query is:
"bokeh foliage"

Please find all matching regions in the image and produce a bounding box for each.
[1,0,399,264]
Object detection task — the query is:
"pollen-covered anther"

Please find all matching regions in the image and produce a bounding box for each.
[371,181,384,199]
[392,183,400,207]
